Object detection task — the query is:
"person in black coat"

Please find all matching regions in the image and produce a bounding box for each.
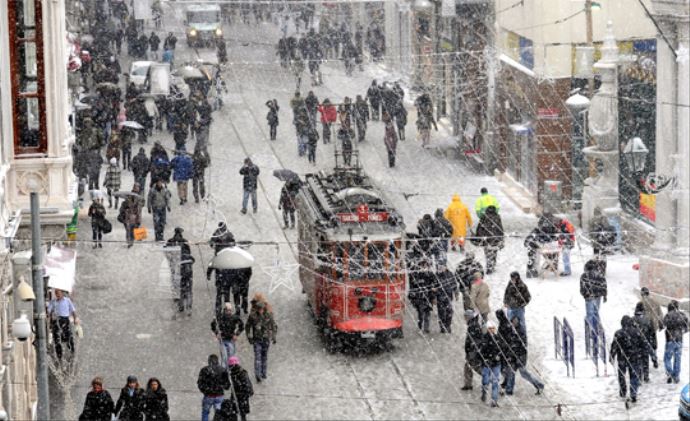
[434,268,458,334]
[480,321,503,407]
[226,357,254,421]
[266,99,279,140]
[210,222,235,255]
[632,302,657,383]
[524,213,559,278]
[455,252,484,311]
[662,300,689,383]
[408,260,434,333]
[610,316,644,402]
[580,259,607,340]
[114,375,145,421]
[497,310,544,396]
[143,378,169,421]
[416,214,435,256]
[79,377,115,421]
[432,208,453,265]
[366,80,381,120]
[462,310,483,390]
[198,354,231,421]
[473,205,504,274]
[502,271,531,334]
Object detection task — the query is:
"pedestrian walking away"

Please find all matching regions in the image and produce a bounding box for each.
[473,205,504,274]
[481,321,503,407]
[193,149,210,203]
[171,148,193,205]
[318,98,337,144]
[503,271,531,334]
[131,147,150,195]
[632,301,657,383]
[225,356,254,421]
[610,316,644,402]
[143,377,170,421]
[147,179,172,242]
[444,194,473,252]
[279,182,297,229]
[474,187,500,219]
[662,300,689,384]
[469,272,491,324]
[114,375,145,421]
[462,310,483,391]
[79,377,114,421]
[178,236,196,318]
[383,112,398,168]
[266,99,280,140]
[197,354,231,421]
[239,158,260,214]
[104,157,122,209]
[245,294,278,382]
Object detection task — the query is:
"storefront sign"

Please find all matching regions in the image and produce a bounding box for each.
[538,108,560,119]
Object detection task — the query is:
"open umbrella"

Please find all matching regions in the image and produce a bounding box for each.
[210,247,255,270]
[273,169,299,182]
[120,121,145,130]
[113,190,141,199]
[78,93,99,104]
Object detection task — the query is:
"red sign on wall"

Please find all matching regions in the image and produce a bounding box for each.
[537,108,560,119]
[336,204,389,223]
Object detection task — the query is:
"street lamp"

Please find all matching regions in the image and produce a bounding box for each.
[566,90,591,209]
[413,0,434,12]
[622,137,649,174]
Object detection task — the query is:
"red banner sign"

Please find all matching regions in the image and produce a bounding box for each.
[336,205,389,223]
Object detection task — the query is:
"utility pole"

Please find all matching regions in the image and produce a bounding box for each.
[434,0,443,121]
[30,192,50,420]
[585,0,595,95]
[484,1,497,173]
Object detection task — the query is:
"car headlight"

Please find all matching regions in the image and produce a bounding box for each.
[215,28,223,36]
[189,29,197,37]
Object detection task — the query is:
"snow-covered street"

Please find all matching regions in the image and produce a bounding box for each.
[56,4,688,421]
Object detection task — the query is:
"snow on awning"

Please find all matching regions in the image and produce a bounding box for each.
[45,246,77,293]
[509,123,534,136]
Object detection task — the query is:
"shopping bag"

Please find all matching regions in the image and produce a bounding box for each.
[100,218,112,234]
[133,227,148,241]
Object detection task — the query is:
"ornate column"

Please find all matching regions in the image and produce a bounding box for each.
[581,21,621,228]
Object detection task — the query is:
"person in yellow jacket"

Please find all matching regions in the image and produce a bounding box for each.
[444,194,473,252]
[474,187,500,219]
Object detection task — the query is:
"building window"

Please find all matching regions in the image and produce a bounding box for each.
[8,0,47,156]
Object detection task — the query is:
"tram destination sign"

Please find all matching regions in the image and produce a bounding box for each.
[336,205,389,223]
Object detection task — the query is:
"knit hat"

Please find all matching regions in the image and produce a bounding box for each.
[127,375,137,383]
[110,157,117,165]
[227,356,240,366]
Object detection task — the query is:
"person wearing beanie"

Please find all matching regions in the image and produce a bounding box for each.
[480,320,503,407]
[462,309,483,391]
[114,375,145,420]
[469,272,491,324]
[197,354,231,421]
[503,271,531,334]
[474,187,500,219]
[640,287,664,332]
[104,157,122,209]
[210,221,235,255]
[219,356,253,421]
[662,300,689,383]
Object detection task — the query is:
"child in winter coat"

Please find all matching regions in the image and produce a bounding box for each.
[104,158,122,209]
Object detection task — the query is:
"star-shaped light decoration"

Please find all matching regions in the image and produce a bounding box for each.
[262,261,300,294]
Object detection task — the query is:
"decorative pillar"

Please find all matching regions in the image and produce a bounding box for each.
[673,22,689,252]
[581,21,621,228]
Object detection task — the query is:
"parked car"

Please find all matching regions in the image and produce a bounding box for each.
[126,61,154,88]
[680,384,690,421]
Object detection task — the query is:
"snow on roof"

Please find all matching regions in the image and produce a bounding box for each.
[499,53,536,78]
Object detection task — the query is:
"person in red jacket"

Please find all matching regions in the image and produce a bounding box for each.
[318,98,337,144]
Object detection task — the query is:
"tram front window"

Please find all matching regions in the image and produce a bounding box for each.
[348,243,366,280]
[345,242,395,281]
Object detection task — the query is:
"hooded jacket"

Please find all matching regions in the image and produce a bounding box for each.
[444,195,473,240]
[197,357,230,396]
[475,206,504,248]
[503,277,531,309]
[663,302,689,342]
[579,260,607,300]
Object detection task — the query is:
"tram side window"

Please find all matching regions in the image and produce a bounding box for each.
[334,244,345,280]
[348,242,366,280]
[315,239,330,267]
[367,243,386,279]
[388,241,399,279]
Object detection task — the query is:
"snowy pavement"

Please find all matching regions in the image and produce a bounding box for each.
[60,7,687,421]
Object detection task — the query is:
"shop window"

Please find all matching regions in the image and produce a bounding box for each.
[8,0,47,155]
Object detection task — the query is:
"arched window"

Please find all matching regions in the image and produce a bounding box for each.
[8,0,47,156]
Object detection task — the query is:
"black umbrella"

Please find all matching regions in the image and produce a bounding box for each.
[273,169,299,182]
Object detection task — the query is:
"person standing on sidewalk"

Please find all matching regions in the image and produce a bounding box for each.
[212,302,245,366]
[171,148,193,205]
[502,271,531,334]
[662,300,689,384]
[192,149,210,203]
[278,182,297,229]
[240,158,260,214]
[148,179,172,242]
[245,294,278,383]
[197,354,231,421]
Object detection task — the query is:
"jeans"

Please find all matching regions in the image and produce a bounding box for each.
[297,134,307,156]
[193,173,206,202]
[253,339,270,378]
[664,340,682,380]
[617,360,640,398]
[122,145,132,169]
[307,144,316,163]
[242,189,258,212]
[504,366,543,394]
[152,207,167,241]
[507,307,526,335]
[322,122,331,143]
[561,247,572,274]
[269,124,277,140]
[482,365,501,403]
[91,224,103,243]
[135,175,147,195]
[177,180,188,203]
[585,297,602,358]
[415,305,431,332]
[220,339,236,367]
[201,395,225,421]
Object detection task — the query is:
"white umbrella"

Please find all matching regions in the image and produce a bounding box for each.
[210,247,255,270]
[121,121,145,130]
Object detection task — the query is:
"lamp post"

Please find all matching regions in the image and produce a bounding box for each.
[584,1,602,95]
[622,136,650,189]
[566,91,591,209]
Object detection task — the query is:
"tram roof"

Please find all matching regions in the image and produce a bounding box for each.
[297,169,405,238]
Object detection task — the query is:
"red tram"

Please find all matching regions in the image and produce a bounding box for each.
[296,163,406,350]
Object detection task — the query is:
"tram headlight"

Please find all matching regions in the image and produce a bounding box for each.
[189,29,197,37]
[215,28,223,37]
[358,296,376,313]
